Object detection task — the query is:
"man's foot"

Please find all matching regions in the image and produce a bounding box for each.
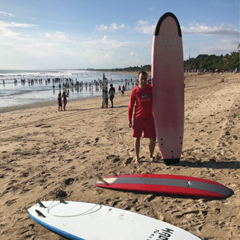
[134,158,140,164]
[150,156,155,162]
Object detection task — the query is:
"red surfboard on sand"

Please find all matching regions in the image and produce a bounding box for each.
[151,12,184,166]
[95,174,234,199]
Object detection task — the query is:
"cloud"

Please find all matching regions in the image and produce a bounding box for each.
[135,20,155,34]
[0,19,148,69]
[95,23,125,32]
[135,21,239,37]
[0,20,36,37]
[44,32,68,41]
[0,11,14,16]
[182,23,239,36]
[130,52,138,56]
[199,38,239,55]
[5,22,36,28]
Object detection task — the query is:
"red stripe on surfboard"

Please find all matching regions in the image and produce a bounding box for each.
[96,183,226,198]
[103,174,226,187]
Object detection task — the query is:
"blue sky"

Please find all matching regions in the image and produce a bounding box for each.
[0,0,239,69]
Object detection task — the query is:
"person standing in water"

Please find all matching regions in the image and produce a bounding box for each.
[127,71,156,164]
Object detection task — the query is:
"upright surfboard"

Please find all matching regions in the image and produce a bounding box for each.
[28,200,201,240]
[95,174,234,199]
[152,12,184,165]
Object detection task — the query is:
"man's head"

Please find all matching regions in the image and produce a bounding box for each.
[138,70,148,88]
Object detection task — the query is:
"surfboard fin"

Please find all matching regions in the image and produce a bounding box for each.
[164,158,180,166]
[35,210,46,218]
[96,174,110,185]
[38,200,46,208]
[112,171,118,177]
[59,197,67,204]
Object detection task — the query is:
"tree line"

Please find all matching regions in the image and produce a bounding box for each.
[102,48,239,73]
[184,51,239,72]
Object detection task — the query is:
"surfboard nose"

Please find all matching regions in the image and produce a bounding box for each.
[154,12,182,37]
[227,188,234,197]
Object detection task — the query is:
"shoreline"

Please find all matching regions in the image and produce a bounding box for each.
[0,95,103,114]
[0,70,138,112]
[1,72,237,114]
[0,101,57,113]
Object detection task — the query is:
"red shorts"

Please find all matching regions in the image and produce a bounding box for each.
[132,118,156,138]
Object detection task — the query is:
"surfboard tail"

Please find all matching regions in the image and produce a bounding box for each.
[163,158,180,166]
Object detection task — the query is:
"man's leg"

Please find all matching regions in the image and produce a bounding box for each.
[134,137,141,164]
[149,138,156,161]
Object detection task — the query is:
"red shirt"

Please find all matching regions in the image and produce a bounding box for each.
[128,84,153,121]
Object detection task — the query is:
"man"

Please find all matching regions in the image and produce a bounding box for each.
[128,71,156,164]
[109,84,115,108]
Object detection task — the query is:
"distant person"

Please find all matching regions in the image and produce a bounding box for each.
[118,85,121,93]
[127,70,156,164]
[109,84,115,108]
[58,92,62,111]
[62,91,68,111]
[121,85,125,95]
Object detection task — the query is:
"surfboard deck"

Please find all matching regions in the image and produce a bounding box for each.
[28,200,201,240]
[95,174,234,199]
[151,12,184,166]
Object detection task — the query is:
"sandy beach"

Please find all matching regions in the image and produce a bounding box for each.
[0,72,239,240]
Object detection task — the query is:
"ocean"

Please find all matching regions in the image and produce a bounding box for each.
[0,69,137,109]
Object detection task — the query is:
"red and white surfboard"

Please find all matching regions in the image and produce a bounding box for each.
[151,12,184,166]
[95,174,234,199]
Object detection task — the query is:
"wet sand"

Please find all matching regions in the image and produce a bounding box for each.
[0,72,239,239]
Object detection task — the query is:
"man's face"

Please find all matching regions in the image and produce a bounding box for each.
[138,73,148,88]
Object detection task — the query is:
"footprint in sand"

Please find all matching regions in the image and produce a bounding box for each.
[65,178,75,185]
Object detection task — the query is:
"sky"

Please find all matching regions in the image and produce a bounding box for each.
[0,0,239,69]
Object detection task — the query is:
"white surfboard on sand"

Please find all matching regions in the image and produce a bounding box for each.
[28,200,201,240]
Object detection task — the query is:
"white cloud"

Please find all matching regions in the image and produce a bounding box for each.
[0,24,143,68]
[44,32,68,41]
[95,24,108,31]
[0,21,36,28]
[96,22,125,32]
[182,23,239,36]
[0,11,14,16]
[135,20,155,34]
[135,21,239,37]
[130,52,138,56]
[199,38,239,55]
[0,20,36,37]
[100,35,123,48]
[0,19,148,68]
